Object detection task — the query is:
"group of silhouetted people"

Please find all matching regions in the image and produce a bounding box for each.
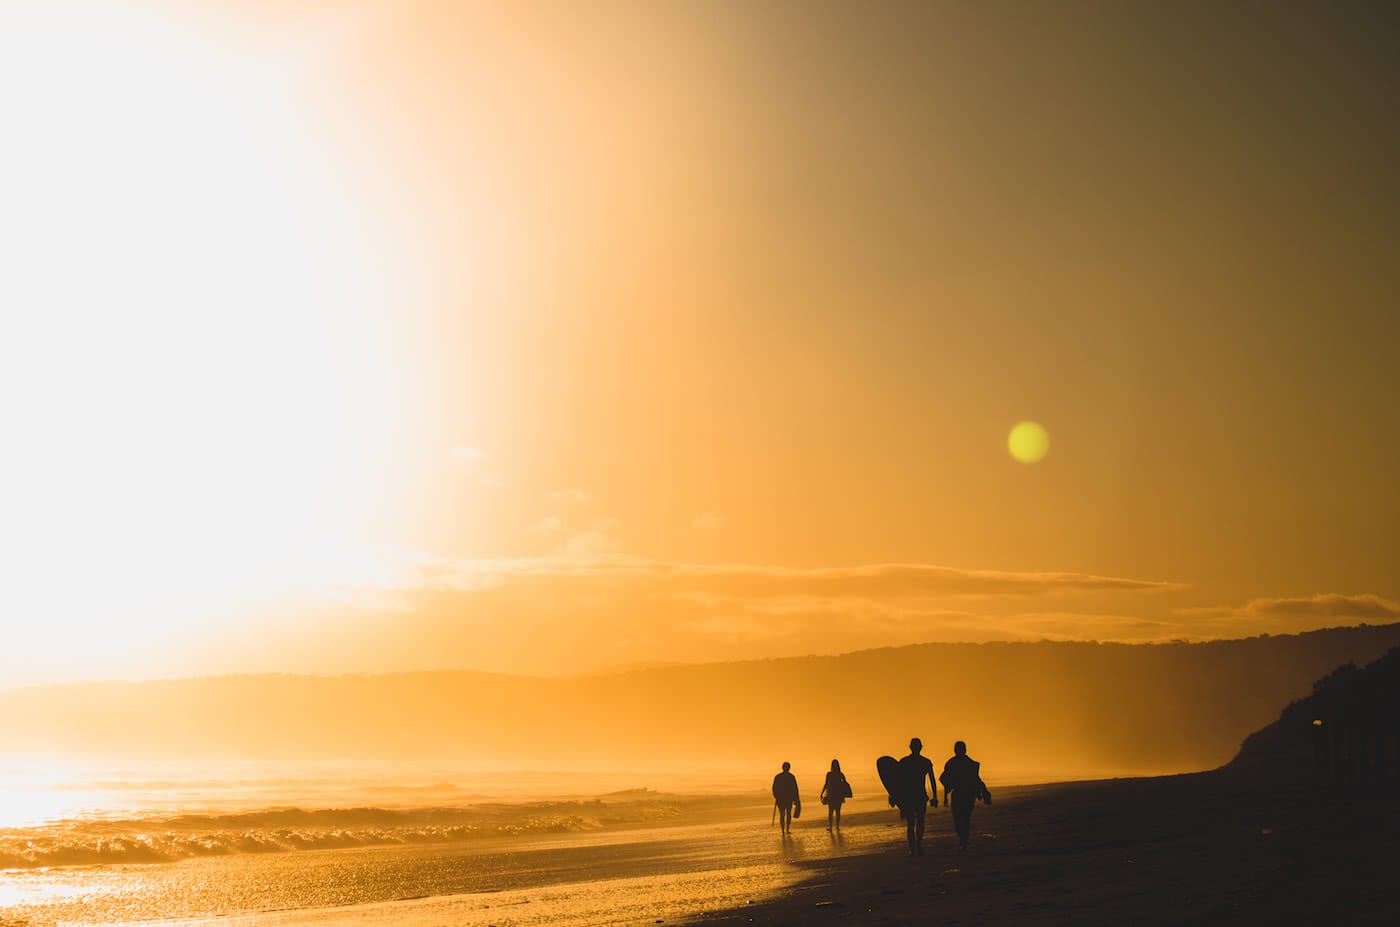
[772,738,990,856]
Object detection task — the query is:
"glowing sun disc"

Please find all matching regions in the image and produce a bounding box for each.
[1008,421,1050,463]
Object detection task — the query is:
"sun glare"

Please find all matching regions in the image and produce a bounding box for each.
[1008,421,1050,464]
[0,9,413,676]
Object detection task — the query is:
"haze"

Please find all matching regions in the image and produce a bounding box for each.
[1,1,1397,689]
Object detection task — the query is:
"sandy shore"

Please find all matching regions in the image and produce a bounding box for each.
[698,771,1400,926]
[10,772,1396,927]
[3,802,862,927]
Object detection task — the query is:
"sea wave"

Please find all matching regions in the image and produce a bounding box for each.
[0,795,690,870]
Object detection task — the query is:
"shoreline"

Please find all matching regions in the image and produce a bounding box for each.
[697,769,1400,926]
[6,771,1397,926]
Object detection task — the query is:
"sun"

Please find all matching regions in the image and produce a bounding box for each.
[0,8,415,678]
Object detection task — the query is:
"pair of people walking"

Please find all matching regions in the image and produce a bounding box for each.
[771,759,852,835]
[891,738,990,856]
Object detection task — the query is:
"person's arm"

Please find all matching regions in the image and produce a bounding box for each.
[928,761,939,808]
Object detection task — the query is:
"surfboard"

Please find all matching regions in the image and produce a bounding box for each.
[876,755,899,808]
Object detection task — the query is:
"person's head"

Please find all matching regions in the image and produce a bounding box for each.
[909,737,923,755]
[782,761,791,772]
[954,740,967,756]
[830,759,841,772]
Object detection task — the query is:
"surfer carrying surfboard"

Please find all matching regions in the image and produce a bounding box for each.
[895,737,938,856]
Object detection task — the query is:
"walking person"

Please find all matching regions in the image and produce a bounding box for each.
[820,759,852,832]
[771,762,801,836]
[896,738,938,855]
[940,740,989,851]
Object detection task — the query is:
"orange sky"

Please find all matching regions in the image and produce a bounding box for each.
[1,1,1397,684]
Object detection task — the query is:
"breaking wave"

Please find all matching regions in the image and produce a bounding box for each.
[0,794,688,870]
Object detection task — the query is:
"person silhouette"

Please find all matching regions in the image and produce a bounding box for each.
[896,737,937,855]
[772,762,800,836]
[820,759,852,832]
[940,740,988,851]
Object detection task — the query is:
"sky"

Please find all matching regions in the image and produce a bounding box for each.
[1,0,1397,685]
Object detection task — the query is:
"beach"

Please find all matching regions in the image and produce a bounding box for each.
[0,789,861,927]
[704,772,1400,926]
[6,769,1396,927]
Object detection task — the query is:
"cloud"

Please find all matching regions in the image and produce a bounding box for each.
[991,611,1182,641]
[677,614,793,642]
[548,489,593,504]
[448,446,484,465]
[333,552,1177,616]
[646,562,1178,598]
[553,530,624,561]
[288,545,1190,671]
[446,447,505,487]
[673,595,1185,645]
[1177,593,1400,621]
[258,544,1393,676]
[691,512,723,531]
[668,598,1199,651]
[344,554,1178,600]
[530,515,565,537]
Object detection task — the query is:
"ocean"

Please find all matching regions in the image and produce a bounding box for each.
[0,759,872,926]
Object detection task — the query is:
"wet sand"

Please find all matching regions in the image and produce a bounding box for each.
[12,773,1396,927]
[701,771,1400,926]
[3,799,878,927]
[83,809,882,927]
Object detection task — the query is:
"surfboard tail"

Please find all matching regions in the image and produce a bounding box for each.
[875,755,899,807]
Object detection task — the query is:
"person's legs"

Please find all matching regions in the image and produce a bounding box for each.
[952,796,974,849]
[913,808,926,855]
[903,809,917,854]
[827,805,834,831]
[779,804,792,835]
[834,803,842,831]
